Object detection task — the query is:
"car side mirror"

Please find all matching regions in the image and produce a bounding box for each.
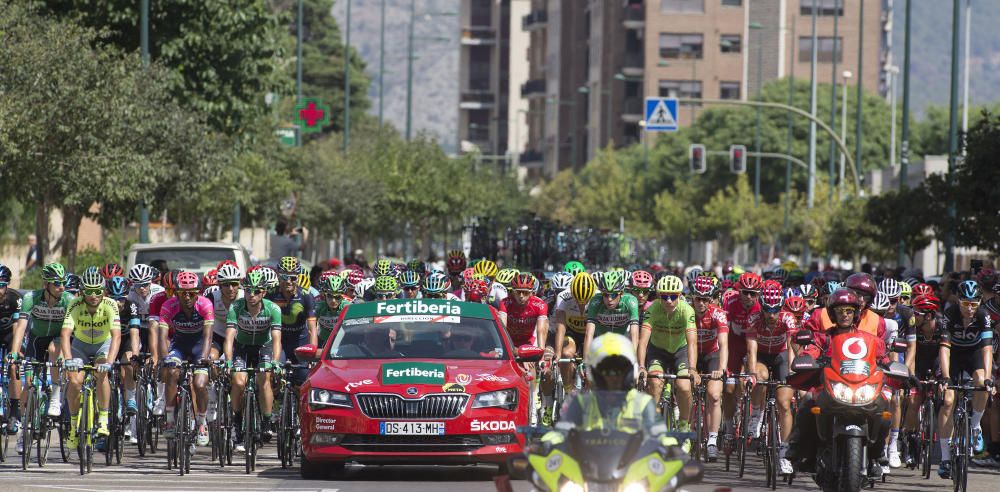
[794,330,814,346]
[294,344,318,362]
[885,361,911,381]
[516,345,544,363]
[791,354,820,372]
[891,337,909,354]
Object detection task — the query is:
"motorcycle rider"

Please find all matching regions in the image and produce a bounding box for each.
[786,289,892,480]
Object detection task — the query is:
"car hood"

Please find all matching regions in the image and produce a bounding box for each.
[310,358,521,395]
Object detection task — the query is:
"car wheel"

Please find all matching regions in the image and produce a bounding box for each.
[497,462,529,480]
[300,454,332,480]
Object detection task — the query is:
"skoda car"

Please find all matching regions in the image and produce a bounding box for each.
[296,298,543,478]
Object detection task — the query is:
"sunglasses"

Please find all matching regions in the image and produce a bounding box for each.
[659,294,680,302]
[630,288,651,297]
[220,282,240,288]
[915,310,934,317]
[900,295,911,301]
[48,281,66,287]
[0,282,7,288]
[278,274,298,282]
[402,286,420,291]
[423,293,445,299]
[762,305,782,313]
[604,292,622,300]
[960,300,981,309]
[513,289,533,295]
[692,296,712,303]
[178,289,200,297]
[833,306,858,316]
[324,293,344,300]
[247,288,267,296]
[83,288,104,296]
[133,282,151,289]
[740,290,759,298]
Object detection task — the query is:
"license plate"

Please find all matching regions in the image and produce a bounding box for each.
[379,421,445,435]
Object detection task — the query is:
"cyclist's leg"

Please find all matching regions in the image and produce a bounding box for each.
[771,353,792,443]
[702,353,723,443]
[749,358,771,437]
[559,333,582,390]
[3,329,20,424]
[645,347,667,408]
[65,339,89,432]
[257,344,274,416]
[162,338,189,432]
[191,340,209,414]
[672,346,693,424]
[722,337,747,422]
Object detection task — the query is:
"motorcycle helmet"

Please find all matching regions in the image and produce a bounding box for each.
[826,288,862,327]
[845,272,876,299]
[584,333,638,391]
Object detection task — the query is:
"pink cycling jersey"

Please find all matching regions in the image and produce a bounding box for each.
[158,296,214,336]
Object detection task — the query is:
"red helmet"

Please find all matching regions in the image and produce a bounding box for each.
[738,272,763,291]
[911,294,940,313]
[447,255,467,274]
[176,271,200,290]
[784,296,807,314]
[346,270,364,287]
[100,263,124,280]
[630,270,654,289]
[912,283,934,297]
[691,276,717,297]
[721,289,739,305]
[161,270,179,291]
[202,269,218,287]
[511,273,537,291]
[463,278,488,302]
[719,279,736,291]
[844,273,876,297]
[760,283,784,311]
[319,270,338,283]
[763,279,782,291]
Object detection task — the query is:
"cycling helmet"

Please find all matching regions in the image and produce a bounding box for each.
[978,268,997,289]
[80,268,104,289]
[128,264,156,284]
[422,272,450,294]
[721,289,739,305]
[826,288,862,322]
[760,283,784,312]
[373,275,400,295]
[784,296,807,315]
[295,266,310,291]
[0,264,10,283]
[321,275,349,295]
[904,276,924,288]
[656,275,684,294]
[719,279,736,292]
[783,287,802,299]
[373,259,393,277]
[598,271,626,293]
[911,294,940,313]
[217,264,242,283]
[260,267,279,291]
[42,263,67,283]
[798,284,818,301]
[176,271,200,290]
[161,270,179,292]
[685,267,703,286]
[845,273,876,298]
[870,292,891,313]
[495,268,519,287]
[877,278,902,299]
[550,272,573,293]
[217,259,238,270]
[100,263,124,280]
[630,270,654,289]
[912,283,933,297]
[399,270,421,288]
[106,276,129,300]
[464,278,489,303]
[346,269,364,288]
[354,277,375,298]
[242,270,267,291]
[590,271,605,290]
[564,261,586,276]
[771,268,788,284]
[958,280,982,301]
[899,281,912,298]
[822,281,843,296]
[202,269,218,288]
[474,259,498,279]
[585,333,638,391]
[570,273,597,304]
[787,270,805,285]
[406,260,426,276]
[511,272,537,291]
[763,279,782,291]
[691,276,717,297]
[277,256,300,275]
[65,274,82,294]
[737,272,763,292]
[446,253,467,274]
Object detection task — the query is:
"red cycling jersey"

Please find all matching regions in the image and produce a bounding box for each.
[695,303,729,354]
[752,310,797,355]
[499,296,548,346]
[724,296,761,340]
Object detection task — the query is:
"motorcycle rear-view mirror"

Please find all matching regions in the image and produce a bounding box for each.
[794,330,814,346]
[891,337,909,354]
[885,361,911,381]
[791,354,820,372]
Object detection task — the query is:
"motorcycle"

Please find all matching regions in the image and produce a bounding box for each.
[497,426,703,492]
[788,330,910,492]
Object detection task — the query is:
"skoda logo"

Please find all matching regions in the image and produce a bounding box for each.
[406,387,418,396]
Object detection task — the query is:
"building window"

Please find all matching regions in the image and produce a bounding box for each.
[720,34,742,53]
[721,0,742,6]
[799,36,842,62]
[800,0,843,16]
[659,80,702,100]
[660,33,703,59]
[720,81,741,100]
[661,0,705,13]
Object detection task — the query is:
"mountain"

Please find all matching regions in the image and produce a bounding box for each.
[332,0,458,153]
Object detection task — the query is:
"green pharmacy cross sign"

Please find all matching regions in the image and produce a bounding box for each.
[293,98,331,133]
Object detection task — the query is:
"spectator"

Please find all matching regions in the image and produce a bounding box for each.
[269,220,305,262]
[24,234,39,273]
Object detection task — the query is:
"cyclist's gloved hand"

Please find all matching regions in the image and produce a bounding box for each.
[225,358,234,370]
[64,358,83,371]
[97,362,113,373]
[6,352,18,362]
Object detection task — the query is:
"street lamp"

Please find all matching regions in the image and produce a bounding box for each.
[749,22,764,208]
[888,65,900,169]
[840,70,852,199]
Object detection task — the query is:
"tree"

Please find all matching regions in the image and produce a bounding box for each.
[864,187,936,265]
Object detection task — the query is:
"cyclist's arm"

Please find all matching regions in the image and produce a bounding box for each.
[200,319,213,361]
[626,297,640,349]
[106,302,121,362]
[535,316,548,349]
[130,325,141,357]
[269,304,282,362]
[685,309,697,372]
[60,313,75,361]
[224,305,237,362]
[582,321,596,360]
[497,311,508,328]
[717,332,729,375]
[554,310,568,357]
[637,322,652,372]
[10,318,27,357]
[938,342,951,381]
[307,317,318,347]
[746,337,759,376]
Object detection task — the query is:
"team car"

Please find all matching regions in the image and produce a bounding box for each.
[295,298,543,478]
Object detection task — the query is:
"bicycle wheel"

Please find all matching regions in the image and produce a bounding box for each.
[37,407,51,468]
[22,387,36,470]
[78,390,90,476]
[58,408,70,463]
[223,392,233,466]
[737,394,750,478]
[178,393,189,476]
[768,407,779,489]
[922,398,934,479]
[0,385,9,463]
[244,386,255,474]
[279,388,291,468]
[691,395,703,461]
[106,384,117,466]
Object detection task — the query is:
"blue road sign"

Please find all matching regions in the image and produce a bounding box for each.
[644,97,678,132]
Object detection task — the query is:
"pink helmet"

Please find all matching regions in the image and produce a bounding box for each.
[346,270,364,288]
[630,270,654,289]
[176,271,200,290]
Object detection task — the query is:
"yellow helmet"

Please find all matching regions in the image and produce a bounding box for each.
[656,275,684,294]
[474,259,499,279]
[570,272,597,304]
[495,268,519,286]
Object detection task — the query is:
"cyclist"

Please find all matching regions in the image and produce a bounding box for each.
[10,263,75,425]
[106,276,141,441]
[499,273,549,420]
[564,261,586,277]
[899,281,913,307]
[936,280,993,479]
[99,263,124,280]
[224,270,282,453]
[61,268,121,449]
[159,271,214,445]
[495,268,518,292]
[545,272,573,314]
[876,278,914,469]
[149,270,180,415]
[205,263,242,422]
[637,275,697,431]
[721,272,763,439]
[267,257,317,391]
[474,259,506,307]
[553,273,596,393]
[0,265,22,435]
[901,294,944,467]
[399,270,421,299]
[446,250,467,297]
[422,272,460,300]
[751,282,797,475]
[629,270,655,321]
[372,276,400,301]
[798,283,819,317]
[463,277,489,304]
[584,271,640,357]
[316,276,349,348]
[690,275,728,460]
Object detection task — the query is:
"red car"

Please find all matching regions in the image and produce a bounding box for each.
[296,298,544,478]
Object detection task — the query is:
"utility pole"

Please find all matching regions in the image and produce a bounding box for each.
[343,0,352,151]
[944,0,961,273]
[785,19,797,231]
[405,0,415,140]
[962,0,971,155]
[827,0,840,205]
[805,0,819,265]
[296,0,303,146]
[898,0,912,267]
[853,0,864,187]
[378,0,386,130]
[139,0,150,243]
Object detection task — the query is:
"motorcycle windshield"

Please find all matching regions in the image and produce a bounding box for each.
[569,429,644,482]
[828,331,880,384]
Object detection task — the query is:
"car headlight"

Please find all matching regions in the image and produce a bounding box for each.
[559,481,583,492]
[472,389,518,410]
[622,482,647,492]
[310,388,353,409]
[831,382,853,404]
[854,383,878,404]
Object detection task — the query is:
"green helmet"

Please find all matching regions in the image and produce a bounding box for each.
[598,271,626,293]
[320,275,347,294]
[406,260,425,275]
[277,256,300,275]
[373,259,393,277]
[242,270,267,290]
[495,268,519,287]
[373,275,399,294]
[42,262,66,282]
[564,261,586,276]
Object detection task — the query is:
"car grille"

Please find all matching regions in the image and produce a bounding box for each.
[356,393,469,420]
[339,434,483,453]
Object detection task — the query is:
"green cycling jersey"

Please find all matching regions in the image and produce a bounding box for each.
[642,299,696,353]
[20,289,76,337]
[586,293,640,336]
[315,301,345,347]
[226,298,282,346]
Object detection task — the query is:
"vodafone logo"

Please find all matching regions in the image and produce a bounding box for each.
[842,337,868,360]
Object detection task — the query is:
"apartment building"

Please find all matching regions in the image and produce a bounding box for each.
[458,0,512,164]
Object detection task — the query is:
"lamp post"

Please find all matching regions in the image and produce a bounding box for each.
[343,0,352,151]
[805,0,819,266]
[750,22,763,208]
[840,70,851,200]
[898,0,913,267]
[139,0,150,243]
[827,0,840,205]
[888,65,899,169]
[944,0,961,273]
[378,0,386,130]
[853,0,864,186]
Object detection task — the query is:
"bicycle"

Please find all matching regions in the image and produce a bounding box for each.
[755,378,784,490]
[722,372,755,477]
[19,358,57,469]
[104,361,125,465]
[689,373,721,463]
[68,363,100,476]
[539,356,584,425]
[946,379,991,492]
[641,372,693,432]
[0,350,12,462]
[233,362,271,474]
[132,353,159,456]
[209,359,233,467]
[165,360,206,476]
[276,360,305,469]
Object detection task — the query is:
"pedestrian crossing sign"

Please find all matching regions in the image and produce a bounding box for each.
[644,97,678,132]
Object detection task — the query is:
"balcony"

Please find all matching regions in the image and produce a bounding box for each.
[621,98,643,123]
[520,78,546,98]
[622,52,644,77]
[623,5,644,29]
[461,29,496,46]
[519,149,544,168]
[522,10,547,31]
[460,91,495,110]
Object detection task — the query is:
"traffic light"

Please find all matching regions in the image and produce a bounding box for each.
[730,144,747,174]
[689,144,706,174]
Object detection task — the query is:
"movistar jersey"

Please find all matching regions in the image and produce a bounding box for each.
[20,290,75,337]
[227,298,282,346]
[62,297,121,345]
[586,293,640,336]
[266,288,316,333]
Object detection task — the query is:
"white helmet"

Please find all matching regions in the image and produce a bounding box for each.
[217,264,243,283]
[128,264,156,284]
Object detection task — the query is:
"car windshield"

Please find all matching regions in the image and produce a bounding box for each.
[134,248,236,274]
[326,317,507,360]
